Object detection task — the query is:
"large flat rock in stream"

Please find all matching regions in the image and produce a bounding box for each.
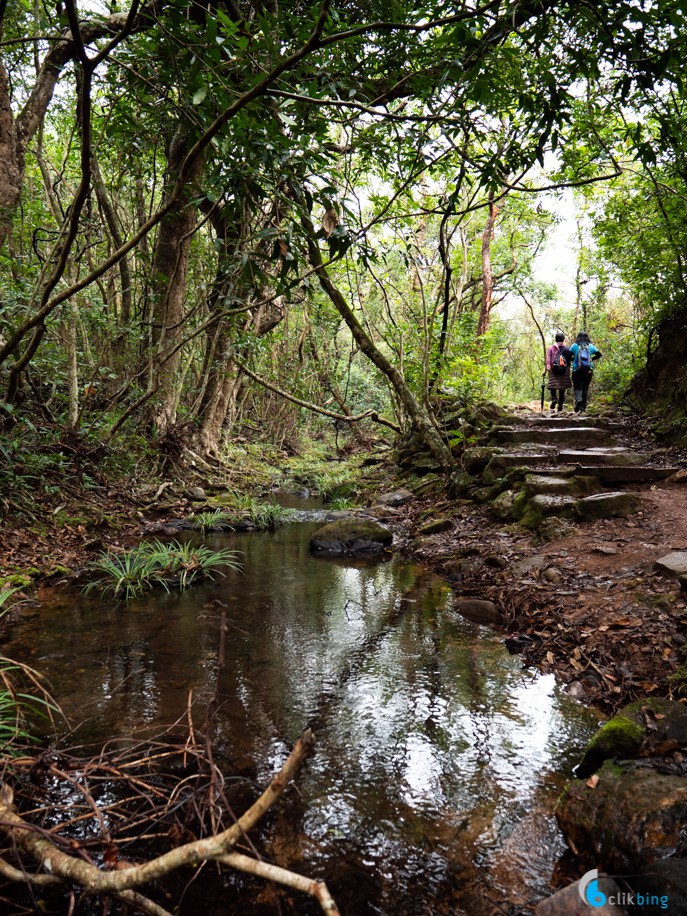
[494,426,613,446]
[655,551,687,577]
[557,448,644,466]
[310,518,393,555]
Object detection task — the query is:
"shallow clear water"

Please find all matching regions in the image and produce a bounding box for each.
[6,514,600,914]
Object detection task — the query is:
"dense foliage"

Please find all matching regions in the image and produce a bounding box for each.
[1,0,687,472]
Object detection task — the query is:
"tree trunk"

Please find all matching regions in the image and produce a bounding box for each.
[0,61,21,252]
[149,128,204,436]
[64,301,80,430]
[0,10,150,253]
[301,215,456,479]
[476,191,500,339]
[92,152,132,325]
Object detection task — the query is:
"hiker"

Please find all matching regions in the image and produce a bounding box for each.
[545,330,572,412]
[569,331,602,412]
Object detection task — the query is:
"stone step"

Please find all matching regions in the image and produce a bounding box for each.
[482,450,558,478]
[494,426,614,446]
[520,490,642,528]
[523,474,601,499]
[576,491,643,519]
[574,465,678,485]
[527,415,613,429]
[557,448,644,466]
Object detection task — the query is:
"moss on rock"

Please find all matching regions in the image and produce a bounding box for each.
[576,715,645,778]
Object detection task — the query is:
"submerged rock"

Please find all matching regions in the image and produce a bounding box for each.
[309,518,393,555]
[453,597,503,626]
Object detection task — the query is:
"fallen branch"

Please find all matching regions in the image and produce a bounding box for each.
[0,855,173,916]
[218,851,341,915]
[0,729,338,913]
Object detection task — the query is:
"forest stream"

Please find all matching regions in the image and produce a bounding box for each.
[4,496,601,915]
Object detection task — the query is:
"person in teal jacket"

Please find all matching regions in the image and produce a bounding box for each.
[569,331,602,412]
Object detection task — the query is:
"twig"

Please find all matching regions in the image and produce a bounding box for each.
[217,852,341,915]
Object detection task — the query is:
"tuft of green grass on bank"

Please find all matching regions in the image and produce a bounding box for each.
[84,539,242,601]
[220,493,293,529]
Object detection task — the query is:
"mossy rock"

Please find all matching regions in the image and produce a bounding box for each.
[310,518,393,555]
[462,446,502,474]
[519,494,577,529]
[0,573,34,588]
[573,491,642,520]
[471,484,503,504]
[468,401,508,423]
[576,698,687,778]
[533,517,577,544]
[490,489,517,520]
[523,474,599,499]
[448,470,479,495]
[575,715,645,778]
[418,517,452,535]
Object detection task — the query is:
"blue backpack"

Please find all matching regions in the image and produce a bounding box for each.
[577,345,593,372]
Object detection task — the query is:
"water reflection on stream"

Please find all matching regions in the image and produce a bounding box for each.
[6,509,600,914]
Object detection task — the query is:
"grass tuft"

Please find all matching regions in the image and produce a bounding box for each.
[84,540,242,600]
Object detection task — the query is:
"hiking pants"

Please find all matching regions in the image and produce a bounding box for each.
[550,389,566,411]
[572,368,593,410]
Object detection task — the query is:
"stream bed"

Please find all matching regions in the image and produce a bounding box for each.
[5,507,601,914]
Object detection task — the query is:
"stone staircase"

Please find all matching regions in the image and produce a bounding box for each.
[460,411,678,531]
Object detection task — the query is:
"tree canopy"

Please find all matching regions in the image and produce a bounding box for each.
[1,0,687,467]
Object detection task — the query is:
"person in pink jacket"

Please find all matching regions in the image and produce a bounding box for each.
[545,330,572,412]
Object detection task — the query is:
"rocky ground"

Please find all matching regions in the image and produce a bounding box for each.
[373,407,687,714]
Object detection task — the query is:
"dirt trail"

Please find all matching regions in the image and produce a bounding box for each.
[397,409,687,713]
